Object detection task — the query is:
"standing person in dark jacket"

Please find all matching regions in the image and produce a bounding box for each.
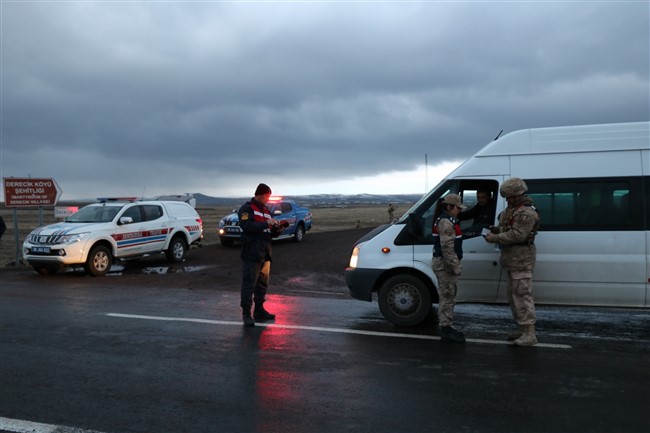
[0,216,6,241]
[238,183,284,327]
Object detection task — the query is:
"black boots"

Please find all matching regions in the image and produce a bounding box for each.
[242,312,255,327]
[254,305,276,321]
[440,326,466,343]
[242,305,276,327]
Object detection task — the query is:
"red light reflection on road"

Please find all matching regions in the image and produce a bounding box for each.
[252,297,310,431]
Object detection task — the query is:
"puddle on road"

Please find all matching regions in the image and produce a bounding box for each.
[106,264,214,276]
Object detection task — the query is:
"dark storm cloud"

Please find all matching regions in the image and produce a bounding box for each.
[1,1,648,198]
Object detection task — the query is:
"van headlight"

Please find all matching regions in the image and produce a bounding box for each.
[349,242,366,268]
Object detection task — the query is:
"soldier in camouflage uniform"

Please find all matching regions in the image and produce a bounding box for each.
[485,178,540,346]
[431,194,467,343]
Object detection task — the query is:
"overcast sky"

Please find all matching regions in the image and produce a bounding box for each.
[1,1,648,200]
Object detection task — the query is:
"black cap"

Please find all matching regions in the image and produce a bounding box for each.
[254,183,272,196]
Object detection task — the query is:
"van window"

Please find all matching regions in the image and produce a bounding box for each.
[396,179,498,244]
[526,177,643,231]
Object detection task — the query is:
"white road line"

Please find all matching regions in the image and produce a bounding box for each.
[0,417,105,433]
[107,313,572,349]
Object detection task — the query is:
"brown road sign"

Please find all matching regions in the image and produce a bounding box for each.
[3,177,63,207]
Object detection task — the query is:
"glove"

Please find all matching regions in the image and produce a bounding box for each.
[271,220,289,237]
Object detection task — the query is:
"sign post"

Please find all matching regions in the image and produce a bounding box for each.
[3,177,63,266]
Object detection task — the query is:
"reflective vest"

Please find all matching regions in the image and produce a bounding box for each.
[432,214,463,260]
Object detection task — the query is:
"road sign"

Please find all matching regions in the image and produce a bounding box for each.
[3,177,63,207]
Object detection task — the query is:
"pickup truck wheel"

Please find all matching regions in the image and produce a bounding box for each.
[166,236,187,263]
[293,224,305,243]
[85,245,112,277]
[378,275,432,326]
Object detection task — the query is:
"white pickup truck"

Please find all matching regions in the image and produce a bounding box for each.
[23,199,203,276]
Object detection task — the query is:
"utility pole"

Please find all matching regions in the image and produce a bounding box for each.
[424,153,429,192]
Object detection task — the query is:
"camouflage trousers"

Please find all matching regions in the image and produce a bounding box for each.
[506,270,536,326]
[433,270,458,327]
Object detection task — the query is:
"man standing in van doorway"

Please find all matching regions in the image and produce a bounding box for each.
[431,194,467,343]
[485,178,540,346]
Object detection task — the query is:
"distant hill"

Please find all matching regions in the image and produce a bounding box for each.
[192,192,422,207]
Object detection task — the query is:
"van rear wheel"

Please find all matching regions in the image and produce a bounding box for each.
[378,275,432,326]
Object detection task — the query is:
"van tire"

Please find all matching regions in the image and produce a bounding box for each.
[378,275,432,327]
[166,236,187,263]
[85,245,112,276]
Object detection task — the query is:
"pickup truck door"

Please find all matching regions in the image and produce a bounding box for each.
[114,205,167,256]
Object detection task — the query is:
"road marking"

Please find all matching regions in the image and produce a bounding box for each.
[0,417,106,433]
[107,313,572,349]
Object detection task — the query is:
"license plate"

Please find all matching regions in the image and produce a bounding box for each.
[32,246,51,254]
[226,227,240,233]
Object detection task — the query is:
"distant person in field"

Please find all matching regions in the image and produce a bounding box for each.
[387,203,398,222]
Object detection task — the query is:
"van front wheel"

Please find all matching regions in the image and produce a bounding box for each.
[378,275,432,327]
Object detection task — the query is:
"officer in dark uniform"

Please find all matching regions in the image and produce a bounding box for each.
[238,183,285,327]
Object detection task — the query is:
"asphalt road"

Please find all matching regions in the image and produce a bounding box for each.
[1,230,649,433]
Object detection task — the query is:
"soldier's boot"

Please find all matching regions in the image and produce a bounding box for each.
[253,304,276,321]
[242,310,255,327]
[506,326,524,341]
[513,325,537,346]
[440,326,466,343]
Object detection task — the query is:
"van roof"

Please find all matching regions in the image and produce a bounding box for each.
[476,121,650,157]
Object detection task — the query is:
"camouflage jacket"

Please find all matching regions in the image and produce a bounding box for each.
[432,214,463,275]
[492,196,539,271]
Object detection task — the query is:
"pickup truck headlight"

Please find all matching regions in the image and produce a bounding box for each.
[28,232,90,246]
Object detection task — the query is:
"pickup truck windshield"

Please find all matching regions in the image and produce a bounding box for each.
[66,206,121,223]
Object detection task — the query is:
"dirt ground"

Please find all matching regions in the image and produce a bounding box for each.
[0,203,404,268]
[0,227,377,299]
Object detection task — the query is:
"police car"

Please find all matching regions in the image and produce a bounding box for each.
[23,198,203,276]
[218,197,312,247]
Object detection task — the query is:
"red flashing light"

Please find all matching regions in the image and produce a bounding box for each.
[268,196,283,202]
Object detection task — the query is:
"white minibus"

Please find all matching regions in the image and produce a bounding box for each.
[345,121,650,326]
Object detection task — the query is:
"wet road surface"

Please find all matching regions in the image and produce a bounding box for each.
[1,272,649,433]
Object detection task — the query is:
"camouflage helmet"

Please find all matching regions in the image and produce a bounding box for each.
[500,177,528,198]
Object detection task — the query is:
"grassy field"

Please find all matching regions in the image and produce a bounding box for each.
[0,203,412,267]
